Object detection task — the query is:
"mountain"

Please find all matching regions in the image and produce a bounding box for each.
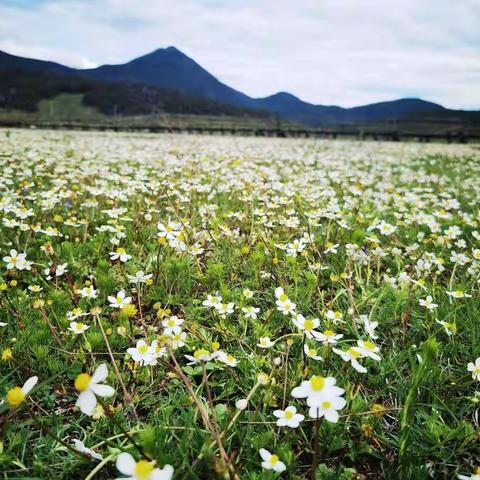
[0,47,450,125]
[83,46,255,109]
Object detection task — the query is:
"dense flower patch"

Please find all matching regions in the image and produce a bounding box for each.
[0,129,479,479]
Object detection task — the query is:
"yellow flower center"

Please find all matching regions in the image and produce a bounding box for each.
[285,410,294,419]
[304,319,314,330]
[363,341,375,350]
[321,401,331,409]
[324,330,334,337]
[134,460,154,480]
[194,348,209,359]
[455,290,463,296]
[168,320,175,327]
[347,348,361,359]
[279,293,288,301]
[7,386,26,407]
[310,375,325,391]
[474,367,480,374]
[75,322,84,330]
[138,344,149,354]
[117,247,126,254]
[270,454,279,465]
[75,373,91,392]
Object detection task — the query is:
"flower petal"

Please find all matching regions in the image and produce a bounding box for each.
[76,390,97,416]
[22,376,38,394]
[90,383,115,397]
[116,452,136,476]
[92,363,108,383]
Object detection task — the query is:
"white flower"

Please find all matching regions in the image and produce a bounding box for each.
[3,376,38,407]
[79,286,98,299]
[165,332,187,350]
[307,391,346,422]
[356,340,381,361]
[110,247,131,263]
[467,357,480,381]
[273,406,304,428]
[333,347,368,373]
[75,364,115,416]
[215,302,235,317]
[67,308,89,321]
[292,314,320,339]
[127,271,153,284]
[243,288,254,299]
[304,344,323,361]
[68,322,89,334]
[202,294,222,308]
[325,310,343,323]
[257,337,274,349]
[324,242,339,254]
[3,249,31,271]
[72,439,103,460]
[447,290,472,299]
[259,449,286,473]
[217,351,238,367]
[359,314,378,340]
[419,296,438,310]
[116,452,174,480]
[127,340,157,366]
[184,349,215,365]
[28,285,43,293]
[311,329,343,344]
[162,316,184,335]
[242,305,260,319]
[458,469,480,480]
[275,287,297,315]
[291,375,345,407]
[436,320,456,336]
[108,291,132,309]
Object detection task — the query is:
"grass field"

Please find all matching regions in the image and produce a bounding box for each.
[0,129,479,479]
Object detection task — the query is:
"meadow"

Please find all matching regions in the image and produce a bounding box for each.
[0,129,479,479]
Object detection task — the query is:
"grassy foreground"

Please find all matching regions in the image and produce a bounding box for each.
[0,129,479,479]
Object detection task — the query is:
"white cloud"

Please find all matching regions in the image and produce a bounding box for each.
[0,0,479,108]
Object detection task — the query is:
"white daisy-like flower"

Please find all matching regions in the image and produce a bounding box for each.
[467,357,480,381]
[116,452,174,480]
[74,364,115,416]
[127,340,158,366]
[273,406,304,428]
[162,315,184,335]
[333,347,368,373]
[108,290,132,309]
[68,322,89,335]
[259,449,286,473]
[257,336,274,349]
[419,296,438,310]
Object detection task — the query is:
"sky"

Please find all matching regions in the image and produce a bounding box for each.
[1,0,479,109]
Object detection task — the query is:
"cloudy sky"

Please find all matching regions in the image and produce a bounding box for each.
[1,0,479,108]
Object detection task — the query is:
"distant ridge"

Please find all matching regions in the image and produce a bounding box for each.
[0,47,453,126]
